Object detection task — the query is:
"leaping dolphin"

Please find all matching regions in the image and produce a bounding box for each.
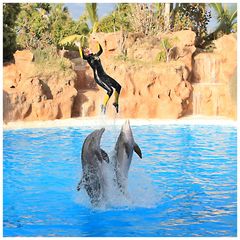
[77,128,109,206]
[114,120,142,194]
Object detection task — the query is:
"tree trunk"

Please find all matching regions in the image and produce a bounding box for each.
[164,3,171,31]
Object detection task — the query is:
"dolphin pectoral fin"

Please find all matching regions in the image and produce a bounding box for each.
[134,143,142,159]
[95,150,103,162]
[95,149,110,163]
[100,149,110,163]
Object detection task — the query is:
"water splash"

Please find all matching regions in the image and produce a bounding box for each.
[75,150,160,210]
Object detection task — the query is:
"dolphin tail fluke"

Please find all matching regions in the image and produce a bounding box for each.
[134,143,142,159]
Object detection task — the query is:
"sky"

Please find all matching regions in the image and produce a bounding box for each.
[65,3,116,21]
[65,3,237,33]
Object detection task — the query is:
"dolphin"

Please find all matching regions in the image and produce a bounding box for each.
[114,120,142,194]
[77,128,109,206]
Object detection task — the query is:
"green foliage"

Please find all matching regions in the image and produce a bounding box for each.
[156,37,178,62]
[32,46,58,64]
[99,3,166,35]
[49,4,90,47]
[232,23,237,33]
[3,3,21,60]
[161,38,172,50]
[85,3,99,32]
[98,14,118,32]
[156,51,167,62]
[101,3,168,34]
[15,3,90,50]
[171,10,192,31]
[156,38,171,62]
[98,3,132,33]
[209,3,237,37]
[172,3,211,47]
[49,4,71,46]
[32,47,74,76]
[59,34,89,50]
[16,3,52,49]
[116,3,133,31]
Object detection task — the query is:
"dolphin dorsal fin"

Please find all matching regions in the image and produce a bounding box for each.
[134,143,142,159]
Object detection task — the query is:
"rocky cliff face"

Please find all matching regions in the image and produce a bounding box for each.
[3,31,237,123]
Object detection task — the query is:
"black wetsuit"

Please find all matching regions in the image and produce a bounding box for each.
[82,44,121,98]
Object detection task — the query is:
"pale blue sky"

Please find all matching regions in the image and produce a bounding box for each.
[65,3,116,21]
[65,3,237,33]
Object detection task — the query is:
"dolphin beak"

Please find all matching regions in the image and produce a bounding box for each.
[88,128,105,147]
[95,128,105,143]
[122,119,131,133]
[97,128,105,138]
[93,128,110,163]
[125,119,130,126]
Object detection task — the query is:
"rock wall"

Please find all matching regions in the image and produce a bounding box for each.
[191,33,237,118]
[3,31,237,123]
[76,30,195,119]
[3,51,77,123]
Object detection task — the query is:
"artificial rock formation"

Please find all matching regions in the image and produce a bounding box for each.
[3,31,237,123]
[3,50,77,123]
[73,30,196,119]
[192,33,237,118]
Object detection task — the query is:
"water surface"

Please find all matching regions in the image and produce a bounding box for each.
[3,124,237,237]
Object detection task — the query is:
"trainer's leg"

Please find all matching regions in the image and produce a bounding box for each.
[105,75,121,113]
[103,87,113,107]
[95,77,113,113]
[114,83,121,105]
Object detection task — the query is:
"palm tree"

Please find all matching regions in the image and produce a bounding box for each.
[207,3,237,40]
[85,3,99,33]
[59,3,100,56]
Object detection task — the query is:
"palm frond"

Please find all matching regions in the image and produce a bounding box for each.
[229,9,237,24]
[92,22,99,33]
[59,34,87,46]
[86,3,98,26]
[210,3,224,16]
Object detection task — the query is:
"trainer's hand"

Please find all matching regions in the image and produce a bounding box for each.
[74,41,81,48]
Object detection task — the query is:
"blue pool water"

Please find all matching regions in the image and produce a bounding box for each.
[3,124,237,237]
